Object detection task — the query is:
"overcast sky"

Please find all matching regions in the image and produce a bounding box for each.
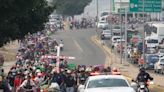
[75,0,110,19]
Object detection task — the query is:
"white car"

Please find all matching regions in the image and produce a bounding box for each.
[97,21,108,29]
[158,49,164,57]
[111,36,121,47]
[154,57,164,73]
[78,75,135,92]
[101,29,111,39]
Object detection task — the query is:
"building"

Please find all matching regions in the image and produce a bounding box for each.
[111,0,129,14]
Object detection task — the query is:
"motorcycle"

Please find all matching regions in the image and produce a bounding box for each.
[137,82,149,92]
[131,80,154,92]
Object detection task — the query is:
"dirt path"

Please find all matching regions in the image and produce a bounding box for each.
[0,41,19,74]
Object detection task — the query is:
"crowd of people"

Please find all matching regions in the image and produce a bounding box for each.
[0,30,115,92]
[0,24,154,92]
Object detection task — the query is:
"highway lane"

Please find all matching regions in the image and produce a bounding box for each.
[52,29,106,66]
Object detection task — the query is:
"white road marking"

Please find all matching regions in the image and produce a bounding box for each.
[74,40,84,53]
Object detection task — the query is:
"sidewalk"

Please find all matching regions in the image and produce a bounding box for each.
[92,36,164,91]
[0,41,18,61]
[0,41,19,74]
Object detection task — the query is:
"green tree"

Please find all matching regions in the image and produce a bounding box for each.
[0,0,55,47]
[53,0,92,16]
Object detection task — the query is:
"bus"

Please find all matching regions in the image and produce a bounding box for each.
[145,22,164,44]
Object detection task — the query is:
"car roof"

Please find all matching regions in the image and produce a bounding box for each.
[112,36,121,38]
[88,75,127,81]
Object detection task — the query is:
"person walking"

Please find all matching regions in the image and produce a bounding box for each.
[65,70,76,92]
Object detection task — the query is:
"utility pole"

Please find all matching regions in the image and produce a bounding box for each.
[124,8,128,62]
[96,0,99,37]
[142,0,146,66]
[110,0,113,66]
[120,0,123,64]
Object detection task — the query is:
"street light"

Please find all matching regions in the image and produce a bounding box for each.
[142,0,146,65]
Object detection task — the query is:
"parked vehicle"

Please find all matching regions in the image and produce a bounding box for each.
[111,36,121,48]
[115,39,125,53]
[97,21,108,29]
[154,57,164,74]
[144,54,159,69]
[101,29,112,39]
[158,49,164,57]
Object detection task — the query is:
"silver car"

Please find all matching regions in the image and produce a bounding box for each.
[101,30,111,39]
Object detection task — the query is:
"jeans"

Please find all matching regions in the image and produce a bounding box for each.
[66,87,74,92]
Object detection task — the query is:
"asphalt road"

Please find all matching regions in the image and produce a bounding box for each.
[51,28,106,66]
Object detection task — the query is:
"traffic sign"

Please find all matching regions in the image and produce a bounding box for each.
[130,0,162,12]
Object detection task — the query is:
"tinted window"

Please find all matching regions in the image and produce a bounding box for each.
[87,78,129,88]
[104,31,111,33]
[101,12,109,16]
[147,39,158,43]
[114,26,121,29]
[113,33,121,36]
[147,55,159,63]
[114,38,120,41]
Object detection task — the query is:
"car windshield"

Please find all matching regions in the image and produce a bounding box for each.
[87,78,129,88]
[147,39,158,43]
[147,55,159,63]
[100,21,106,23]
[104,31,111,33]
[114,38,120,41]
[146,48,156,54]
[113,26,121,29]
[113,33,121,36]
